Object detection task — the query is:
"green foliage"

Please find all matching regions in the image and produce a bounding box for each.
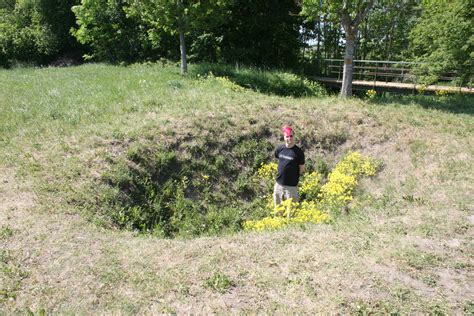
[409,0,473,85]
[204,272,234,293]
[96,128,275,238]
[396,249,441,270]
[357,1,419,61]
[0,226,14,239]
[0,0,59,66]
[102,148,183,236]
[217,0,302,68]
[71,0,157,62]
[0,0,82,67]
[194,63,327,97]
[0,249,29,302]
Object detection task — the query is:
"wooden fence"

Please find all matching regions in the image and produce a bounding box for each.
[312,59,473,94]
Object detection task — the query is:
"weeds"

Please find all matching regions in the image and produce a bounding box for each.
[0,249,28,302]
[88,128,275,238]
[204,272,234,293]
[0,226,14,240]
[396,249,442,271]
[192,63,327,97]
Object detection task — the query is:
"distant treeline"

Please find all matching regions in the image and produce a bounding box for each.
[0,0,472,84]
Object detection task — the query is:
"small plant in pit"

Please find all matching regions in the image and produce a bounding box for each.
[204,272,234,293]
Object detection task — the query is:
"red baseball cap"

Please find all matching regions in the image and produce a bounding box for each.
[282,126,293,136]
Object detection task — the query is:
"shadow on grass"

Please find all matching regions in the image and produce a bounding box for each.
[371,94,474,116]
[190,63,327,98]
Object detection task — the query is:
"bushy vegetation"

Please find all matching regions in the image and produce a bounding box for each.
[95,127,274,238]
[409,0,473,85]
[90,135,379,237]
[1,0,471,90]
[0,0,80,67]
[193,63,327,97]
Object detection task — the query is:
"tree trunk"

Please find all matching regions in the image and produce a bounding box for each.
[339,1,374,98]
[179,27,187,74]
[340,30,356,97]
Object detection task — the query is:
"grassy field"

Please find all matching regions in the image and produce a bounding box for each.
[0,63,473,313]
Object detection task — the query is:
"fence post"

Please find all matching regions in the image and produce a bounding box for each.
[373,62,377,89]
[337,60,342,81]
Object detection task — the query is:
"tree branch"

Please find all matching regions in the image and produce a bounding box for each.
[341,10,351,32]
[352,0,374,27]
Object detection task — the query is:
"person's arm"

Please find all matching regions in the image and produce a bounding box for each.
[299,148,305,175]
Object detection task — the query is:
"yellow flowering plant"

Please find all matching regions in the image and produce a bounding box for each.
[299,171,323,200]
[244,198,329,231]
[366,89,377,99]
[256,162,278,180]
[319,152,378,209]
[245,152,379,232]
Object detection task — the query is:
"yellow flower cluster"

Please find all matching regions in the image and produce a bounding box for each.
[299,171,322,200]
[214,76,246,92]
[435,89,449,97]
[319,171,357,204]
[319,152,377,206]
[256,162,278,180]
[245,152,378,232]
[244,199,329,231]
[366,89,377,99]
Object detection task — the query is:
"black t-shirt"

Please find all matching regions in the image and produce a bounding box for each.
[275,144,305,186]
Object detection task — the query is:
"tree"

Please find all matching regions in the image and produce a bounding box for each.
[0,0,60,66]
[218,0,302,68]
[357,0,419,61]
[0,0,82,67]
[409,0,473,85]
[127,0,203,74]
[302,0,375,97]
[72,0,153,63]
[39,0,81,56]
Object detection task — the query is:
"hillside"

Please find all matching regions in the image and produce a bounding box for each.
[1,63,473,313]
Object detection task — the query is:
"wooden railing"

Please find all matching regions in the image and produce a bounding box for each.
[309,59,473,94]
[321,59,463,86]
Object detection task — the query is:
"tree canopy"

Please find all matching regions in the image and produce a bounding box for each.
[0,0,471,88]
[409,0,473,85]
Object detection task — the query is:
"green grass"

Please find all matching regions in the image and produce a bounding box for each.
[1,62,473,313]
[204,271,234,293]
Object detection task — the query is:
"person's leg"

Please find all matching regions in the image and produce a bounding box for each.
[283,185,299,203]
[273,182,283,206]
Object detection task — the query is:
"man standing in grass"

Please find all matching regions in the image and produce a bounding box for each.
[273,126,305,206]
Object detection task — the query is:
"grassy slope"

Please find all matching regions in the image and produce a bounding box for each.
[0,64,473,313]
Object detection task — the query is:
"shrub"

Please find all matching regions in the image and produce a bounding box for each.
[193,63,327,97]
[94,128,274,238]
